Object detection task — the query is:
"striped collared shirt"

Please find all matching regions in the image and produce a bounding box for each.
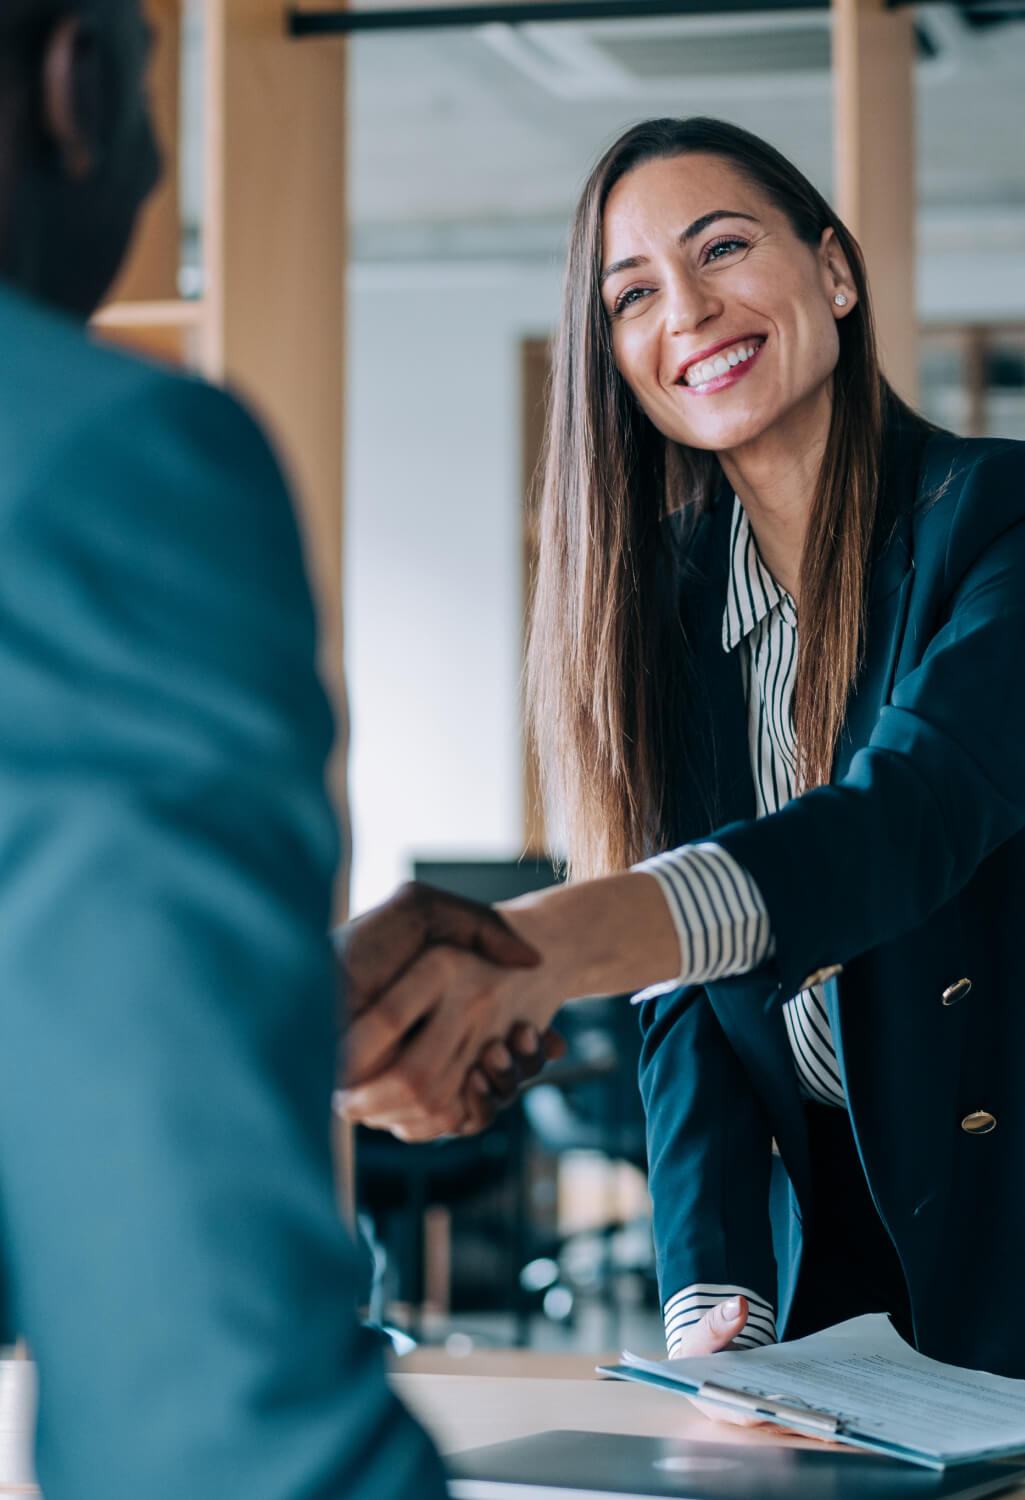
[637,496,847,1354]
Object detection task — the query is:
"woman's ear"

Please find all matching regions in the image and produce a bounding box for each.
[42,15,104,182]
[818,226,858,316]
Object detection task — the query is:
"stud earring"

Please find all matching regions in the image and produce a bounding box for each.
[834,293,848,307]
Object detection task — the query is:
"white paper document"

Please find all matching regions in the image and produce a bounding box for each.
[0,1358,37,1488]
[600,1315,1025,1470]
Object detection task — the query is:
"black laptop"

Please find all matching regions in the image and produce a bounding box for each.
[446,1430,1025,1500]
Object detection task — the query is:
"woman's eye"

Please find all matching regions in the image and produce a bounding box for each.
[703,236,748,264]
[612,285,650,315]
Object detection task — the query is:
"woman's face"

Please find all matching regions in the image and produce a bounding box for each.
[599,152,854,459]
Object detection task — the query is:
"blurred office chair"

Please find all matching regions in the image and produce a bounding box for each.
[354,1108,533,1340]
[353,856,563,1343]
[519,993,655,1346]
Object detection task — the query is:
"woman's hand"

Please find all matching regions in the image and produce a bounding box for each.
[673,1298,834,1440]
[338,869,681,1139]
[671,1297,777,1429]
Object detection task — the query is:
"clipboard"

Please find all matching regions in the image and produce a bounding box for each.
[594,1363,940,1465]
[594,1315,1025,1472]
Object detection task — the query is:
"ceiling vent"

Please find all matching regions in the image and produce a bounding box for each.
[478,11,950,98]
[593,25,831,77]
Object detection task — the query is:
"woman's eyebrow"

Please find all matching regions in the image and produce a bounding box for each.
[682,209,759,242]
[600,209,759,286]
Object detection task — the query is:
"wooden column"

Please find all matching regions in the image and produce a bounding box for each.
[107,0,182,306]
[204,0,350,919]
[521,337,550,856]
[832,0,918,404]
[205,0,352,1224]
[96,0,196,362]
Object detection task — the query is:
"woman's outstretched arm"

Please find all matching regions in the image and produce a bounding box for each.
[339,839,772,1137]
[337,869,680,1137]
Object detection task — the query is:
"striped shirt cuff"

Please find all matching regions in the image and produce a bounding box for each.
[634,842,774,996]
[664,1283,778,1358]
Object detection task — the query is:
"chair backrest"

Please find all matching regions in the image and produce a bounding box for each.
[411,856,562,905]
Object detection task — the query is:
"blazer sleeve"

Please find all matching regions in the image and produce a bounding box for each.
[0,373,447,1500]
[713,443,1025,1007]
[638,983,778,1321]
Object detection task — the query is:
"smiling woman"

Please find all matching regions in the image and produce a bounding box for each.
[341,115,1025,1388]
[531,119,891,877]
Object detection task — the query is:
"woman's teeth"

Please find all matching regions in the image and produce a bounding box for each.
[683,341,762,388]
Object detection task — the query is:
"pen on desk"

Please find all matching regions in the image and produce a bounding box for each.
[696,1382,842,1435]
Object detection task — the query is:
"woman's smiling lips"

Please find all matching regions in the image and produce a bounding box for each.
[674,335,766,395]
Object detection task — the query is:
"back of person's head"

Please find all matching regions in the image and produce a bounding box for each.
[0,0,160,318]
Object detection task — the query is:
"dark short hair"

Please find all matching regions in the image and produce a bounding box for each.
[0,0,119,82]
[0,0,112,48]
[0,2,59,66]
[0,0,57,32]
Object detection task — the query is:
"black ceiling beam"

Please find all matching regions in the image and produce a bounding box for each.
[288,0,838,38]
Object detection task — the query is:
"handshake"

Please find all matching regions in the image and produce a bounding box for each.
[334,882,567,1142]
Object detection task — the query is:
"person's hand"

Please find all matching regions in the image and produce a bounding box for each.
[337,938,567,1139]
[672,1298,832,1438]
[461,1021,568,1132]
[334,884,564,1136]
[671,1297,777,1430]
[336,867,684,1140]
[335,880,541,1020]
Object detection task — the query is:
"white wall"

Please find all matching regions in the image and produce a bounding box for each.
[918,210,1025,324]
[345,261,562,912]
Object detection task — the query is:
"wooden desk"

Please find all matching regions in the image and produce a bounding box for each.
[393,1354,826,1460]
[391,1352,1025,1496]
[5,1353,1025,1494]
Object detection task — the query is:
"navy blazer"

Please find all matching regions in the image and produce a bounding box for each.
[639,421,1025,1378]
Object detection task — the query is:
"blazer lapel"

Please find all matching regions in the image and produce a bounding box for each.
[659,423,933,1219]
[832,525,915,785]
[665,493,756,842]
[826,425,928,1082]
[665,492,813,1212]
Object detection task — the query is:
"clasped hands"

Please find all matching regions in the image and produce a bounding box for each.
[334,881,566,1141]
[333,881,798,1434]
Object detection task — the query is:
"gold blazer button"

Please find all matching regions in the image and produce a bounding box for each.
[961,1110,997,1135]
[942,978,972,1006]
[800,964,843,989]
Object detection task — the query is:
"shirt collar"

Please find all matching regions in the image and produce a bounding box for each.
[721,495,795,653]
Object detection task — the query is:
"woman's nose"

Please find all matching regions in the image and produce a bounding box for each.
[663,273,721,335]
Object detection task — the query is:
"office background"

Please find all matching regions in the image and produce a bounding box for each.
[342,2,1025,912]
[94,0,1025,1351]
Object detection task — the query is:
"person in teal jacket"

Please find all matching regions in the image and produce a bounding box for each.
[0,1,547,1495]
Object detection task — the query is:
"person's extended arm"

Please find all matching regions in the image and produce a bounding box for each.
[342,446,1025,1137]
[338,868,679,1138]
[340,843,769,1135]
[0,371,446,1500]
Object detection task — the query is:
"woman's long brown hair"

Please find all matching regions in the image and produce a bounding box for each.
[526,116,923,879]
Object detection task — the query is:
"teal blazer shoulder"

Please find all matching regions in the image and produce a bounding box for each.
[639,417,1025,1377]
[0,285,445,1499]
